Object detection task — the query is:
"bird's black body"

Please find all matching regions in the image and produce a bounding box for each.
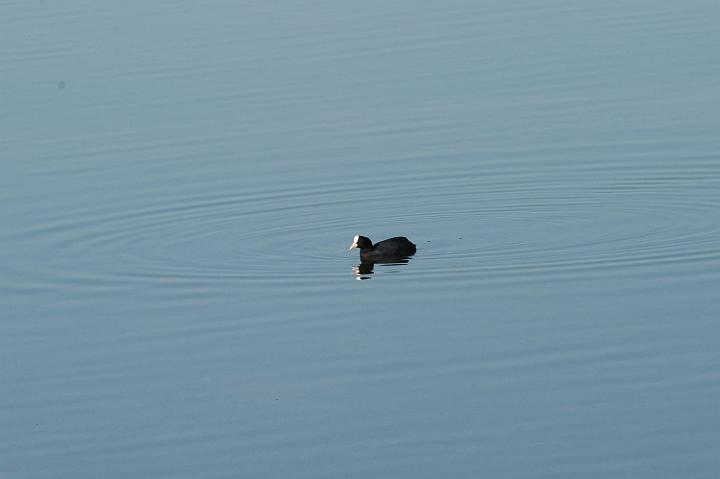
[349,235,416,261]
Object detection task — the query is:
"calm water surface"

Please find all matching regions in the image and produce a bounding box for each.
[2,1,720,477]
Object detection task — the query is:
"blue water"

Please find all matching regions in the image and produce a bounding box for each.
[2,1,720,477]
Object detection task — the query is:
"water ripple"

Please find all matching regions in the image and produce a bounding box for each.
[4,151,719,300]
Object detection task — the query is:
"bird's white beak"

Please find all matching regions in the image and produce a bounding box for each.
[348,235,360,251]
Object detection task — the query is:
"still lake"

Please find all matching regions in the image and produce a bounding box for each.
[2,1,720,477]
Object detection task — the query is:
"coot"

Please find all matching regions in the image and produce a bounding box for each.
[348,235,416,260]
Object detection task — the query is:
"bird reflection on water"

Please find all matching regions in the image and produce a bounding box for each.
[348,235,417,279]
[352,258,412,280]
